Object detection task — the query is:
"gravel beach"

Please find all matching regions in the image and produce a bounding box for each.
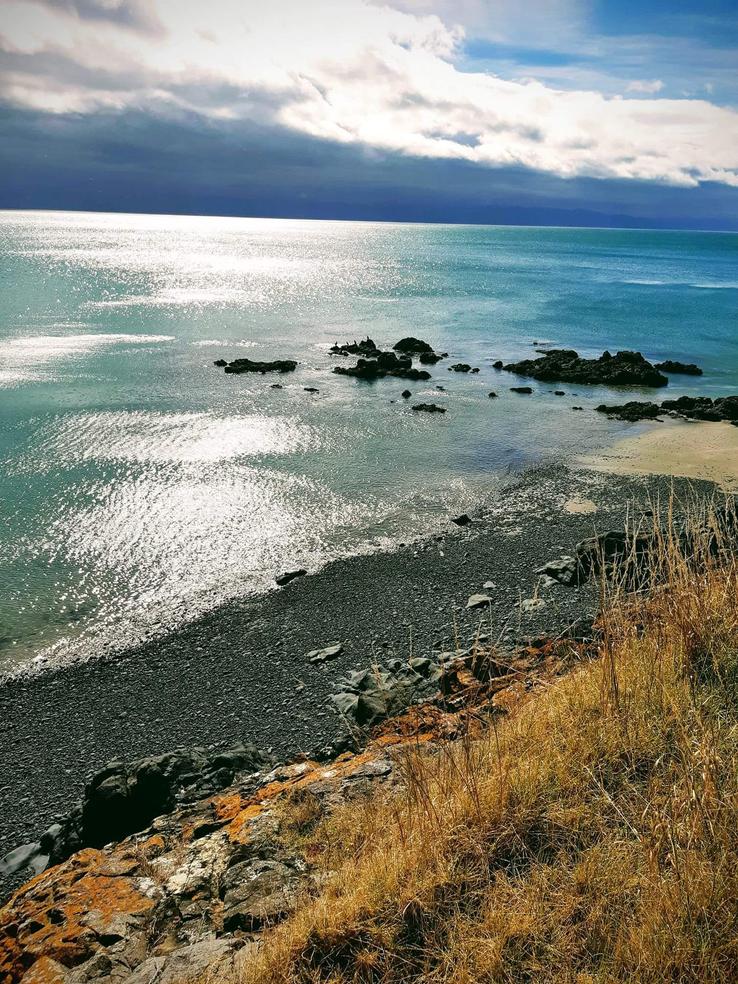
[0,462,722,900]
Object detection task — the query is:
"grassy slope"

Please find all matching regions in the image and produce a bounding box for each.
[233,511,738,983]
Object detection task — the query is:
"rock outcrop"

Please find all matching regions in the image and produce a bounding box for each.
[222,359,297,375]
[596,394,738,424]
[504,349,668,388]
[411,403,446,413]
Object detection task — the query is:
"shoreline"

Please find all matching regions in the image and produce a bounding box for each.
[579,418,738,490]
[0,460,726,900]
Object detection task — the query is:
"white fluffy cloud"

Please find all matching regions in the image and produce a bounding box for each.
[1,0,737,187]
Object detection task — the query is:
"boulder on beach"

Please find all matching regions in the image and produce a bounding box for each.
[655,360,703,376]
[223,358,297,374]
[306,642,343,664]
[503,349,668,387]
[275,569,307,586]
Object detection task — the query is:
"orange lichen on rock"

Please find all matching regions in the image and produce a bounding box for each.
[0,848,156,984]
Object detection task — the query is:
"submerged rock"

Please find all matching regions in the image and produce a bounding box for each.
[510,386,533,394]
[655,360,703,376]
[412,403,446,413]
[504,349,668,388]
[449,363,472,373]
[223,358,297,375]
[213,359,227,367]
[595,401,662,422]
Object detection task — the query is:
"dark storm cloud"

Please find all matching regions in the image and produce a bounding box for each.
[1,105,737,229]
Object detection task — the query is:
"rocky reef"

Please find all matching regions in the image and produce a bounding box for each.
[655,360,703,376]
[504,349,669,387]
[596,394,738,423]
[220,359,297,375]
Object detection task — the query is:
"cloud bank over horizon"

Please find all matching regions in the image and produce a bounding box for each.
[1,0,737,226]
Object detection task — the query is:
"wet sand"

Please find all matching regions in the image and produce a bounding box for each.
[579,420,738,491]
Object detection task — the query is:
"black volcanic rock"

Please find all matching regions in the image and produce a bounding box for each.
[449,363,472,373]
[595,401,663,422]
[510,386,533,394]
[223,358,297,374]
[412,403,446,413]
[330,337,379,357]
[393,337,434,355]
[334,351,431,382]
[213,359,227,367]
[504,349,668,387]
[655,360,703,376]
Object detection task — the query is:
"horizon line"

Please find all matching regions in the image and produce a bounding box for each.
[1,205,736,236]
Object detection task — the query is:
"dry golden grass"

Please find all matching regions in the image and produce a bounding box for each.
[232,497,738,983]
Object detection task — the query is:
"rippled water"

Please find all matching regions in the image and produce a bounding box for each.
[1,211,736,671]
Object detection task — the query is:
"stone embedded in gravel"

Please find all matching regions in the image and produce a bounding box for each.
[520,597,547,613]
[275,569,307,586]
[306,643,343,664]
[466,593,492,609]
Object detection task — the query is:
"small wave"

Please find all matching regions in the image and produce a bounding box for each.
[623,278,738,290]
[191,339,257,348]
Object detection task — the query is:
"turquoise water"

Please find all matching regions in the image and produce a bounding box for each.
[1,211,737,671]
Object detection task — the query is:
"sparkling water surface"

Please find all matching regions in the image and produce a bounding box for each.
[1,211,736,671]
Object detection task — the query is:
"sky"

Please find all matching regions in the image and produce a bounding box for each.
[1,0,737,228]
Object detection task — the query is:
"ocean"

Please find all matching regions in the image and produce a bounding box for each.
[1,210,736,672]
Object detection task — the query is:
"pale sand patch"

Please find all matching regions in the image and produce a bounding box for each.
[564,497,598,514]
[579,419,738,491]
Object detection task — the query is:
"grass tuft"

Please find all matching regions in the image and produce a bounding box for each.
[228,496,738,983]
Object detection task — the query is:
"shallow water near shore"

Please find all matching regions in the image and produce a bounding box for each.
[1,211,736,671]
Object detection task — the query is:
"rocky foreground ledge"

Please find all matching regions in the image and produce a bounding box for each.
[0,633,584,984]
[4,496,738,984]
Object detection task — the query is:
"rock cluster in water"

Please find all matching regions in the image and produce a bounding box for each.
[596,394,738,423]
[218,358,297,374]
[654,360,703,376]
[504,349,669,387]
